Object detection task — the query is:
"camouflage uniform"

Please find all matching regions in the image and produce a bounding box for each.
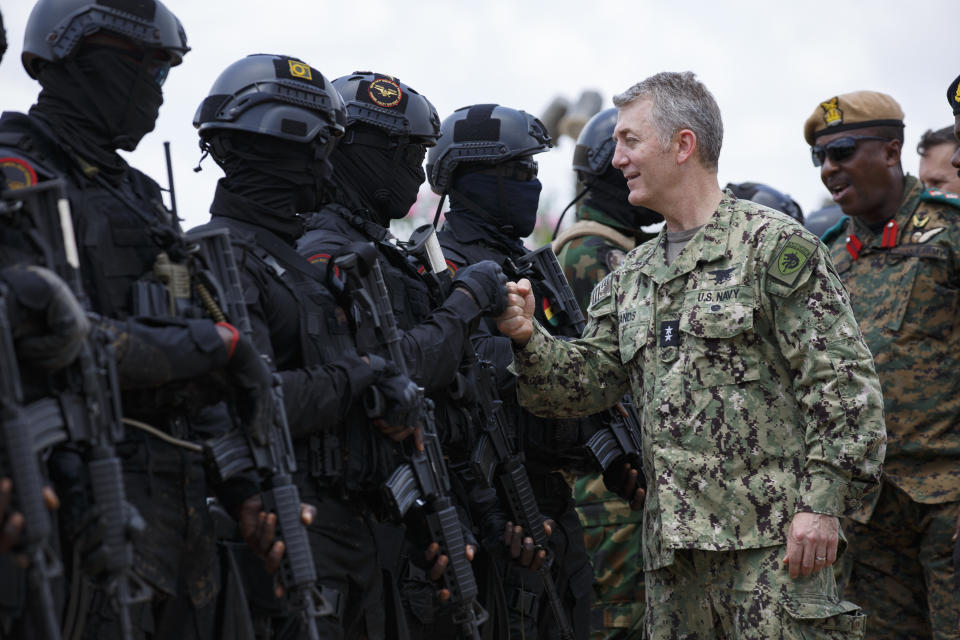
[822,175,960,640]
[554,203,654,639]
[511,193,886,639]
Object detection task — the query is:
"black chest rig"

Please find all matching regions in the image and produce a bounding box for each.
[0,113,184,320]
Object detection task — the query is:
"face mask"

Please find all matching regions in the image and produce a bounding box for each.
[74,46,165,151]
[453,172,543,238]
[332,135,427,223]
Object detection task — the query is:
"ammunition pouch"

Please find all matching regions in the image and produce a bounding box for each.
[308,433,343,483]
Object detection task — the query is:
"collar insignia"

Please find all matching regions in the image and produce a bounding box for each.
[911,212,929,229]
[912,227,944,244]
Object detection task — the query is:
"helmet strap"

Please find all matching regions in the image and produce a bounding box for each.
[552,184,591,240]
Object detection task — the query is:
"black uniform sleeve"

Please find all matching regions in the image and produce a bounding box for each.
[101,315,228,389]
[396,289,481,394]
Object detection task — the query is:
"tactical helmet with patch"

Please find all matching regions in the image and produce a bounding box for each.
[194,54,345,146]
[332,71,440,143]
[726,182,803,223]
[573,107,618,177]
[22,0,189,79]
[427,104,553,195]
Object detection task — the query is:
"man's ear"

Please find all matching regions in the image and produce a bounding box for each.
[884,138,902,167]
[676,129,697,165]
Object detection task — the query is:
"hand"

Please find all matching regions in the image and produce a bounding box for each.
[496,279,535,345]
[75,499,145,577]
[425,541,476,602]
[604,462,646,511]
[503,519,554,571]
[0,480,58,564]
[236,495,317,598]
[371,373,422,448]
[221,329,275,445]
[453,260,508,316]
[2,265,89,370]
[783,512,839,579]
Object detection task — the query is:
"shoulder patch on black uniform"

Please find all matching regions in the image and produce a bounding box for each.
[920,188,960,211]
[590,273,613,307]
[768,233,817,287]
[0,156,38,190]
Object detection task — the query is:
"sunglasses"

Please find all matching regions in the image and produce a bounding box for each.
[810,135,892,167]
[469,158,540,182]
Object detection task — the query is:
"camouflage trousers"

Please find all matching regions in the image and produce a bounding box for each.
[645,546,865,640]
[574,473,644,640]
[843,481,960,640]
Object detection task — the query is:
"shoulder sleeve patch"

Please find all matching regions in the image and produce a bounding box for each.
[589,273,613,308]
[767,233,818,287]
[920,188,960,211]
[0,157,38,190]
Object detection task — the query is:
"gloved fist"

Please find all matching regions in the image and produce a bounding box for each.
[1,265,89,370]
[221,325,276,445]
[453,260,508,316]
[363,354,422,444]
[75,500,145,578]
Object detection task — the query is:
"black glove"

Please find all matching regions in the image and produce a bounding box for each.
[452,260,508,316]
[1,265,89,370]
[222,326,276,445]
[75,499,146,578]
[365,354,420,428]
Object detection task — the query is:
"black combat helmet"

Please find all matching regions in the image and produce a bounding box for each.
[573,107,618,178]
[21,0,189,78]
[332,71,440,142]
[804,204,845,238]
[725,182,804,224]
[194,53,345,147]
[427,104,552,195]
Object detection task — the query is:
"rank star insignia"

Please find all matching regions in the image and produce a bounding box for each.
[659,319,679,347]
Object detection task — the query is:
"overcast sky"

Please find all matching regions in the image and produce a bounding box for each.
[1,0,957,234]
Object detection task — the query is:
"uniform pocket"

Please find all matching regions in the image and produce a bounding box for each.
[679,292,760,390]
[781,596,865,638]
[618,306,653,364]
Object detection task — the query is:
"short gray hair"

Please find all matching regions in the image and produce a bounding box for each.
[613,71,723,170]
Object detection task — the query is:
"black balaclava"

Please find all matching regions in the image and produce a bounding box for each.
[445,165,542,252]
[31,44,165,178]
[582,163,662,233]
[209,132,332,243]
[329,124,426,226]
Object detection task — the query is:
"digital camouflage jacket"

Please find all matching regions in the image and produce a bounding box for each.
[824,175,960,511]
[512,193,886,570]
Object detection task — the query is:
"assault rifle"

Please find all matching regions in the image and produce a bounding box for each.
[334,243,486,640]
[185,227,328,640]
[0,289,62,640]
[470,359,575,640]
[1,180,150,640]
[503,245,646,494]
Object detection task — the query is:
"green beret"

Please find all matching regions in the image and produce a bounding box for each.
[803,90,904,146]
[947,74,960,116]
